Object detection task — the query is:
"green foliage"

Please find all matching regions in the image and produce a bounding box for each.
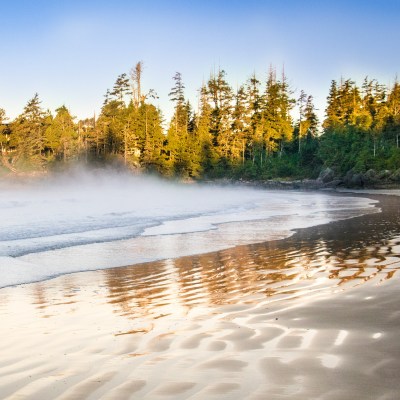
[11,93,48,169]
[45,106,78,162]
[2,68,400,182]
[319,76,400,175]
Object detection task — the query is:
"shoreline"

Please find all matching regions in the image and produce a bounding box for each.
[0,189,379,290]
[203,177,400,191]
[2,165,400,191]
[0,182,378,289]
[1,191,400,399]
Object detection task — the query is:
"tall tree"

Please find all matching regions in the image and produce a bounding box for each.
[206,69,233,164]
[195,84,216,175]
[386,80,400,147]
[0,108,9,153]
[130,61,144,107]
[166,72,195,176]
[12,93,48,168]
[303,95,319,138]
[297,90,307,153]
[231,85,250,164]
[323,80,341,131]
[45,106,78,161]
[111,73,131,105]
[262,68,294,158]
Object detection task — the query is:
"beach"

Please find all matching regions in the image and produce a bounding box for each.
[1,192,400,399]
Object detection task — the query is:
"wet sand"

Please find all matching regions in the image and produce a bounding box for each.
[1,193,400,399]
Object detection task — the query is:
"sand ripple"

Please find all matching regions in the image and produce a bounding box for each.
[1,194,400,399]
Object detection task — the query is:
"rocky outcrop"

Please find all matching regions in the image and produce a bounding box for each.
[363,169,377,185]
[389,169,400,182]
[206,166,400,190]
[342,170,364,188]
[317,167,400,188]
[341,168,400,188]
[317,167,335,183]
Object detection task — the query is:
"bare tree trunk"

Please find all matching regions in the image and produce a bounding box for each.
[130,61,143,107]
[124,128,127,165]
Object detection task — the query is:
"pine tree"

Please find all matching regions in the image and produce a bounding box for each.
[77,116,97,161]
[386,79,400,147]
[262,68,294,158]
[231,85,249,164]
[139,104,165,172]
[97,97,126,156]
[195,84,216,175]
[339,79,362,126]
[45,106,78,162]
[111,73,131,105]
[166,72,196,176]
[245,74,262,164]
[0,108,9,153]
[323,80,341,131]
[206,69,233,165]
[12,93,48,168]
[297,90,307,153]
[303,95,319,138]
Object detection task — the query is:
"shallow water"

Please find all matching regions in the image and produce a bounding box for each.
[0,194,399,399]
[0,174,377,288]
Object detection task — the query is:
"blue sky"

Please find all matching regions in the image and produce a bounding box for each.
[1,0,399,123]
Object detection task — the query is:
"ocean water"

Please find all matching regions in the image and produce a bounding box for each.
[0,173,378,288]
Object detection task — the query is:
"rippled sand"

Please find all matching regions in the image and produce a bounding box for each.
[1,194,400,399]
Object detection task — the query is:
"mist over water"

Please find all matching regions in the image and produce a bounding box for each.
[0,170,378,288]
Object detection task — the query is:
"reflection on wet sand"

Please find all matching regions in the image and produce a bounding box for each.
[104,194,400,320]
[0,194,400,399]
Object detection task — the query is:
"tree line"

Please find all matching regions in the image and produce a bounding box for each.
[1,62,399,179]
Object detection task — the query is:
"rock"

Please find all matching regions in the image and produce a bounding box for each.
[318,167,335,183]
[377,170,391,180]
[389,169,400,182]
[343,170,363,187]
[363,169,377,181]
[350,173,364,187]
[343,170,354,186]
[323,179,343,188]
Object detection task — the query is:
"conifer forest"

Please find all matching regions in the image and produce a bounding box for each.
[1,62,400,181]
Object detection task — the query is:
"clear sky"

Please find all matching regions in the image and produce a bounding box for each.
[1,0,399,124]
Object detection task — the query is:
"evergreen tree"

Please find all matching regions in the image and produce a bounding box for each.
[166,72,197,176]
[323,80,341,131]
[206,69,233,165]
[195,84,216,175]
[97,97,127,156]
[231,85,249,165]
[45,106,78,162]
[297,90,307,153]
[0,108,9,153]
[244,74,262,164]
[12,93,48,168]
[77,116,97,161]
[262,68,294,158]
[303,95,319,138]
[111,73,131,105]
[138,103,165,172]
[386,80,400,147]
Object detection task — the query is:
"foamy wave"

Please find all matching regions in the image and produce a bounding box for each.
[0,173,378,287]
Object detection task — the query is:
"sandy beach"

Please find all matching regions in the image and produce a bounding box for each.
[1,192,400,399]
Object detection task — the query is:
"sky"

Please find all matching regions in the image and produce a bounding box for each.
[1,0,400,124]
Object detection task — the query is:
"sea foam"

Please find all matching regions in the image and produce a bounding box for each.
[0,172,377,287]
